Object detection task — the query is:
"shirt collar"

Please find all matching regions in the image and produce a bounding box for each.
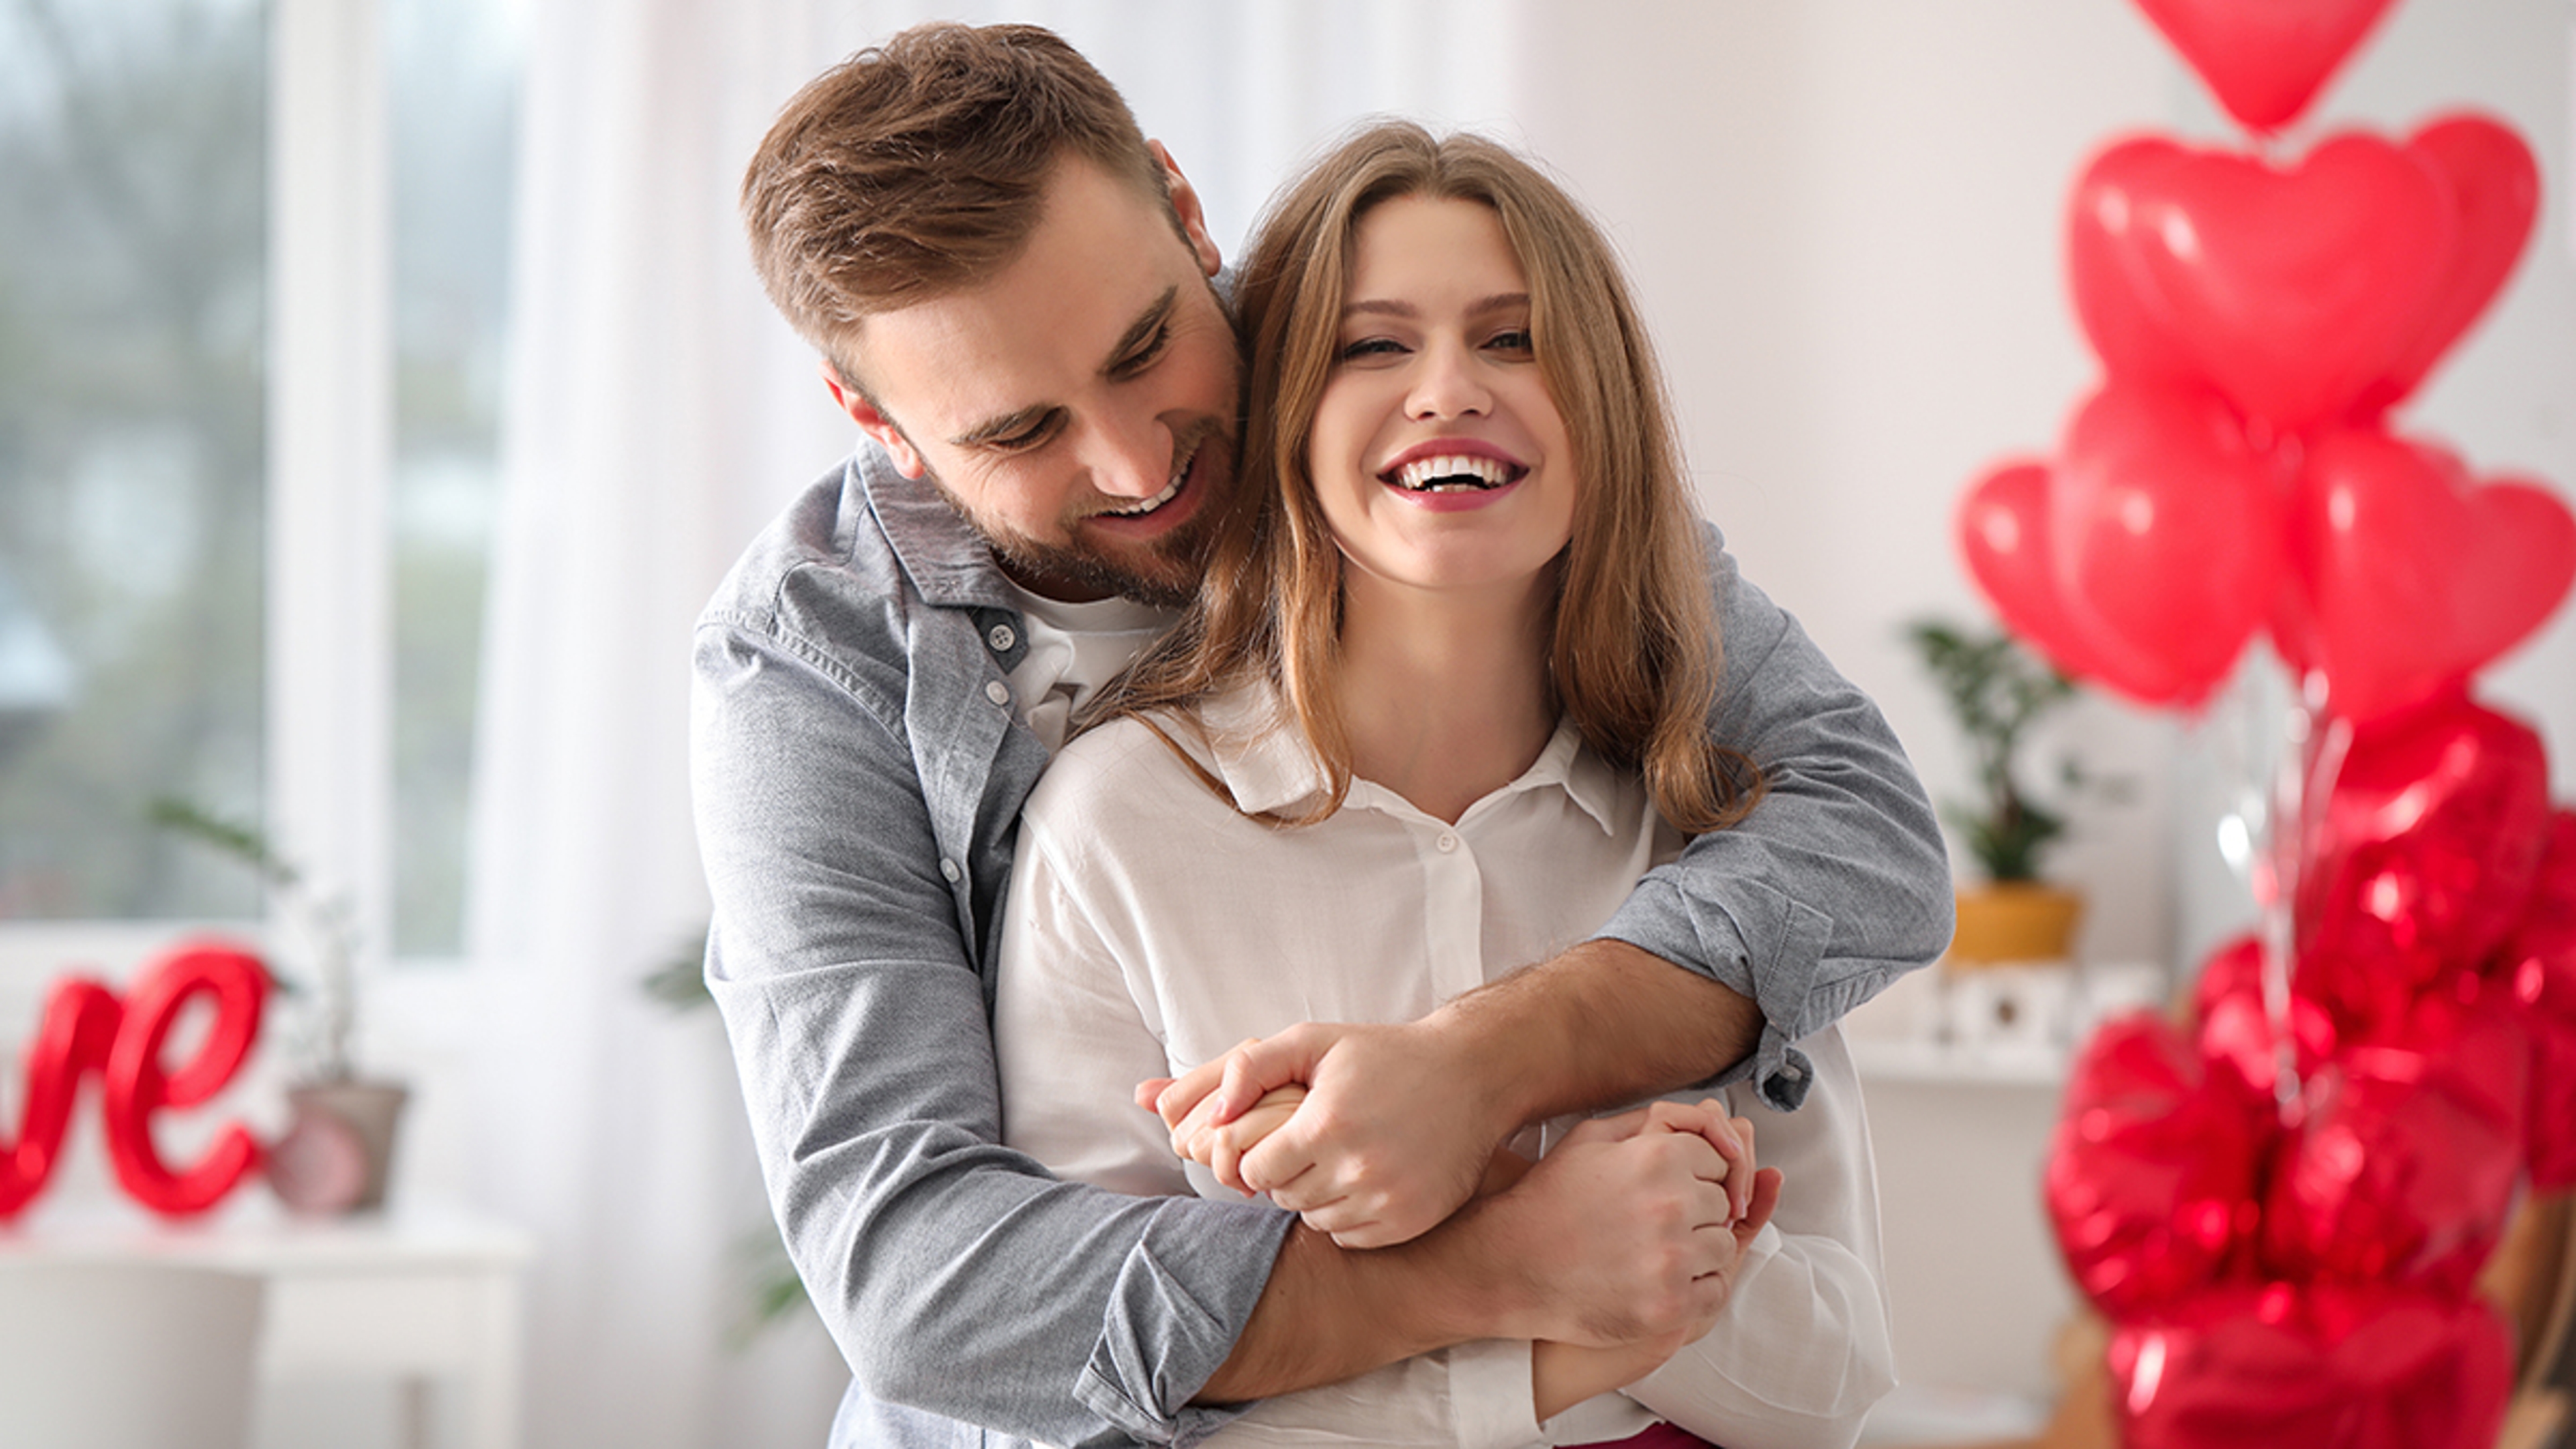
[1195,680,1625,836]
[847,446,1022,612]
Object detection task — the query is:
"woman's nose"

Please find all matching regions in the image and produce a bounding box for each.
[1405,341,1490,420]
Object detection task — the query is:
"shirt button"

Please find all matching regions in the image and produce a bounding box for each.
[1436,833,1460,853]
[987,623,1018,653]
[940,859,961,883]
[985,680,1012,706]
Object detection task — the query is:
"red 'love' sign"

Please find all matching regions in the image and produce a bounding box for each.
[1,941,270,1219]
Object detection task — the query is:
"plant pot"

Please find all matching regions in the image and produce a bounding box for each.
[1949,883,2085,967]
[273,1079,410,1215]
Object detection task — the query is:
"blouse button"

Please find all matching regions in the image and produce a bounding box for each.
[985,680,1012,706]
[1436,832,1460,853]
[987,623,1018,653]
[940,859,962,883]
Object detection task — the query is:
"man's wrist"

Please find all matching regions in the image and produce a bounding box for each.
[1460,938,1764,1123]
[1198,1210,1534,1404]
[1421,968,1583,1144]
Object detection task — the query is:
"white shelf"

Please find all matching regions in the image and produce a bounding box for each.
[1851,1036,2068,1087]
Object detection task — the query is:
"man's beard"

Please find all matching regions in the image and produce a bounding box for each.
[938,482,1223,610]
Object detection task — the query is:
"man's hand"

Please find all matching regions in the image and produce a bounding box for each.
[1141,1020,1515,1247]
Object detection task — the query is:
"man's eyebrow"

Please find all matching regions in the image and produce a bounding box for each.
[947,287,1182,447]
[951,404,1055,449]
[1104,286,1179,370]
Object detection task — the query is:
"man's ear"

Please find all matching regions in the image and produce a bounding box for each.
[1148,139,1223,279]
[820,358,928,479]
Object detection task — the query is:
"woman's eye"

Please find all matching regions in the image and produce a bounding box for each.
[1487,328,1535,354]
[1338,337,1404,362]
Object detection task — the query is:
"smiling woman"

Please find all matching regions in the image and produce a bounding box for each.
[993,119,1887,1449]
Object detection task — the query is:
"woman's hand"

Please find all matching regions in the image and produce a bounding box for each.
[1528,1119,1782,1421]
[1142,1080,1309,1193]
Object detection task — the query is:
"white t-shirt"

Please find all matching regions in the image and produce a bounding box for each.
[998,582,1174,753]
[994,684,1894,1449]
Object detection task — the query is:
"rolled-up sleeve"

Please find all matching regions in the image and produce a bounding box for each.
[1596,525,1952,1111]
[694,609,1291,1448]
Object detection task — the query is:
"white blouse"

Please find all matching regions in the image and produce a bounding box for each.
[994,687,1894,1449]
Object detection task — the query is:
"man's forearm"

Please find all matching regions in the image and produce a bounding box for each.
[1446,936,1762,1133]
[1197,1222,1489,1402]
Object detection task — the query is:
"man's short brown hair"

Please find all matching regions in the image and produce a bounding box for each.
[741,22,1171,374]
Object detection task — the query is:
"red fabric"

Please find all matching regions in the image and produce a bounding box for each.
[1574,1425,1719,1449]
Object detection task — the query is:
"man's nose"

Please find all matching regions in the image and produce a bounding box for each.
[1080,411,1173,499]
[1405,341,1491,421]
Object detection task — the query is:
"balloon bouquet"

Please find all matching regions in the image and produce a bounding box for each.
[1953,2,2576,1444]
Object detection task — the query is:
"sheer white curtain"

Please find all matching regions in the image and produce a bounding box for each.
[464,3,1524,1445]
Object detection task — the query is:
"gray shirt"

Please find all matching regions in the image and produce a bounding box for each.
[689,448,1951,1447]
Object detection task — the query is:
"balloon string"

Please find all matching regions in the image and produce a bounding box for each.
[2257,692,2306,1116]
[2256,670,2349,1119]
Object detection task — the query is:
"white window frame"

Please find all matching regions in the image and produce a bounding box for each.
[271,0,396,973]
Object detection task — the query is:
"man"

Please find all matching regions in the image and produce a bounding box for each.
[694,21,1951,1448]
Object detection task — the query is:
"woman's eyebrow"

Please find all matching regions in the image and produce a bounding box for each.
[1341,291,1530,319]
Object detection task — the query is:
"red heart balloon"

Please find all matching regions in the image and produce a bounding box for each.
[2046,1012,2266,1317]
[2259,974,2528,1297]
[2067,137,2203,389]
[2294,691,2552,1029]
[1956,460,2104,682]
[2277,429,2576,725]
[2502,810,2576,1189]
[1957,455,2220,706]
[2051,382,2284,708]
[2108,1282,2512,1449]
[2351,114,2542,420]
[2192,934,2336,1111]
[2129,0,2399,133]
[2066,133,2454,437]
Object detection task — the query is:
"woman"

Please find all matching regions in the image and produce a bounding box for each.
[995,121,1891,1449]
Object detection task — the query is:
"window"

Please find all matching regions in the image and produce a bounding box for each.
[0,0,517,963]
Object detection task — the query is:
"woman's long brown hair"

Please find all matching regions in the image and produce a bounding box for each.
[1082,119,1761,835]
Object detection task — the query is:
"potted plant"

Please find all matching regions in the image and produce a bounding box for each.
[150,797,410,1213]
[1904,617,2109,965]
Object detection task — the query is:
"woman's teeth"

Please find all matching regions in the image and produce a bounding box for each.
[1389,454,1515,492]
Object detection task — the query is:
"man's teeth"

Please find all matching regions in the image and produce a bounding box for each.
[1390,454,1514,492]
[1102,466,1187,517]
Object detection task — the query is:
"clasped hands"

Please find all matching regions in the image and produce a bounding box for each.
[1135,1017,1783,1397]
